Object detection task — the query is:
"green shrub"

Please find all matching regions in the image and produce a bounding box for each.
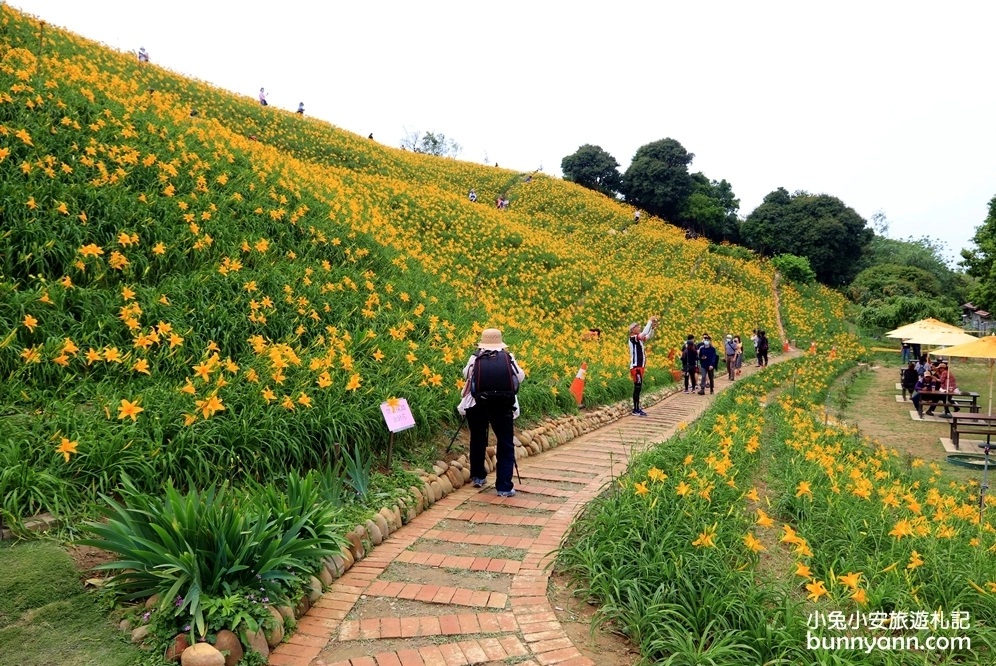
[771,254,816,285]
[82,477,339,639]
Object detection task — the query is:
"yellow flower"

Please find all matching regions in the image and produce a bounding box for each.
[122,286,136,301]
[85,348,102,365]
[297,393,313,408]
[261,387,276,403]
[850,588,868,605]
[634,482,649,496]
[15,128,33,145]
[117,398,144,421]
[745,487,760,502]
[675,481,691,497]
[56,437,78,463]
[169,333,184,349]
[103,347,122,363]
[795,481,812,498]
[346,373,362,391]
[281,395,296,410]
[152,242,166,255]
[907,550,924,570]
[386,397,401,410]
[317,371,332,388]
[183,413,198,426]
[179,381,196,396]
[838,571,861,590]
[132,359,151,375]
[22,314,38,332]
[79,243,104,257]
[756,509,774,529]
[692,524,717,548]
[795,562,813,579]
[373,348,385,362]
[195,394,225,419]
[743,532,766,553]
[889,519,914,539]
[648,467,667,482]
[805,580,828,601]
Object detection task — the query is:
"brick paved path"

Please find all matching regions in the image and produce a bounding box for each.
[270,365,767,666]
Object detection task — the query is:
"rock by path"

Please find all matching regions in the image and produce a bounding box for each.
[268,365,772,666]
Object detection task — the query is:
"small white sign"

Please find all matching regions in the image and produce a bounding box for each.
[381,398,416,433]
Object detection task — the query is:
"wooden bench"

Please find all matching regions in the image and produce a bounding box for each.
[950,414,996,450]
[918,391,980,415]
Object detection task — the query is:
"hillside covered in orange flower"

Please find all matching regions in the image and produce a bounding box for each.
[0,6,845,518]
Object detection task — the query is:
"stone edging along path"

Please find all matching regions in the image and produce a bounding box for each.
[265,359,780,666]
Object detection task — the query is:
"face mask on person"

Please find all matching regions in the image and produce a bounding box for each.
[703,339,711,347]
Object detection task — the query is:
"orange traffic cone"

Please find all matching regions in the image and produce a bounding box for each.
[570,362,588,407]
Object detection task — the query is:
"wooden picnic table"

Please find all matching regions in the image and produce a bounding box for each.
[950,413,996,450]
[918,390,980,415]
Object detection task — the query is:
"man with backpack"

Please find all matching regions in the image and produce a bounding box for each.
[757,330,769,367]
[458,329,525,497]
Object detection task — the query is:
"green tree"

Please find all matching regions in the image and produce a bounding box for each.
[771,254,816,284]
[848,263,942,305]
[621,138,694,222]
[960,195,996,311]
[740,188,873,286]
[681,173,740,242]
[560,144,622,196]
[857,295,960,331]
[400,129,461,157]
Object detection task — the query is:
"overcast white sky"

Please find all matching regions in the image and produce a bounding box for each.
[12,1,996,262]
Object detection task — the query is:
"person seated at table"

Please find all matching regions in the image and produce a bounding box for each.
[912,371,939,418]
[914,354,931,378]
[901,361,918,401]
[928,361,960,417]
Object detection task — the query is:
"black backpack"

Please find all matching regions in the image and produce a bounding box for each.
[470,350,519,405]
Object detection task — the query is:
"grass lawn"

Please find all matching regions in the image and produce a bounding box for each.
[840,353,996,485]
[0,541,142,666]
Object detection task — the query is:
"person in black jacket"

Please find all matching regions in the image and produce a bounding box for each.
[681,336,698,393]
[901,361,919,401]
[698,334,718,395]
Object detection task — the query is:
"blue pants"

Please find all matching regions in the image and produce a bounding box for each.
[467,401,515,493]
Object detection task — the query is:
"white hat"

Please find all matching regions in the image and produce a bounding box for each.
[477,328,508,351]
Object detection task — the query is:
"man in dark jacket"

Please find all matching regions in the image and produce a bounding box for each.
[698,334,718,395]
[681,336,698,393]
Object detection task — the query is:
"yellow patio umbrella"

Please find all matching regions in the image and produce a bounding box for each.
[906,329,978,347]
[886,318,965,339]
[932,334,996,416]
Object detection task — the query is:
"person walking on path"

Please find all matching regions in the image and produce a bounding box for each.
[734,335,744,376]
[629,316,660,416]
[698,333,718,394]
[258,88,268,106]
[757,330,769,367]
[724,334,737,381]
[680,335,698,393]
[458,329,525,497]
[751,330,761,366]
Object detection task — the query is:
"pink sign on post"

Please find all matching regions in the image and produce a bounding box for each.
[380,398,416,433]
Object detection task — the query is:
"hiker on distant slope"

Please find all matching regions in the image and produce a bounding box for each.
[296,102,305,115]
[259,88,268,106]
[628,316,660,416]
[138,47,149,63]
[458,329,525,497]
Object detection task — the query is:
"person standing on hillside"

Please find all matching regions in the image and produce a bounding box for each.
[680,335,698,393]
[734,335,744,376]
[629,316,660,416]
[724,334,737,381]
[458,329,525,497]
[296,102,305,115]
[259,88,268,106]
[138,47,149,63]
[698,334,718,395]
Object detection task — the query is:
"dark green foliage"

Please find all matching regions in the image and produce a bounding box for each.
[621,138,694,222]
[771,254,816,285]
[848,263,942,304]
[681,173,741,243]
[856,295,960,331]
[741,188,873,286]
[560,144,622,197]
[82,475,343,639]
[961,195,996,311]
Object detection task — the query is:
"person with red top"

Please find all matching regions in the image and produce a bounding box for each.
[927,361,959,418]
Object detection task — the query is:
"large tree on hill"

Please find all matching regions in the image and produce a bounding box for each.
[680,173,741,242]
[400,129,461,157]
[621,138,694,222]
[740,188,873,286]
[561,144,622,197]
[961,195,996,311]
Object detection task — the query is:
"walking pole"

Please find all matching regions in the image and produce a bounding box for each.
[514,458,522,485]
[445,414,468,454]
